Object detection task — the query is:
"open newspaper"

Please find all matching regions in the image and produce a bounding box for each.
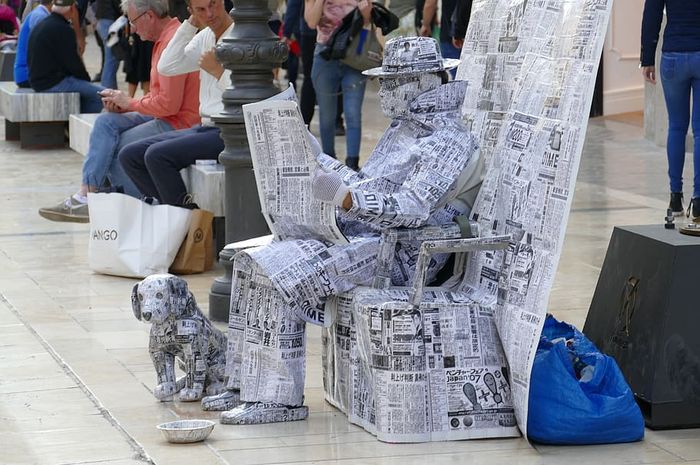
[456,0,613,438]
[242,86,348,245]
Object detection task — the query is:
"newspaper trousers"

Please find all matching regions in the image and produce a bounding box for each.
[224,237,386,406]
[224,253,308,406]
[222,233,455,406]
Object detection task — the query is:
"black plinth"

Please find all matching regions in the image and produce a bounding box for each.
[584,224,700,429]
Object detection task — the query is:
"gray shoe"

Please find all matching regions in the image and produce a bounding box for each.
[38,197,89,223]
[201,389,241,411]
[220,402,308,425]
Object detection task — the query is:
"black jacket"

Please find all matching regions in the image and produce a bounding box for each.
[95,0,122,21]
[28,12,90,91]
[320,2,399,61]
[641,0,700,66]
[452,0,473,41]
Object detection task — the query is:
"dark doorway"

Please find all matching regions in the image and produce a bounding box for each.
[590,57,604,117]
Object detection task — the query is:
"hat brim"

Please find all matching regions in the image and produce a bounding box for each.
[362,58,461,77]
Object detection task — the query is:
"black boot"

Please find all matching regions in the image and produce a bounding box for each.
[670,192,684,216]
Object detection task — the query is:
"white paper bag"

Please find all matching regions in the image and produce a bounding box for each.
[88,192,193,278]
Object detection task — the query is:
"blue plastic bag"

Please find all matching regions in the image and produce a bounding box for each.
[527,315,644,444]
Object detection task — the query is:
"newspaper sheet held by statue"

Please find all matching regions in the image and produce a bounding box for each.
[455,0,613,437]
[244,87,348,246]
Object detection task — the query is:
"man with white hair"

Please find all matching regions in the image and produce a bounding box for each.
[118,0,233,207]
[27,0,103,112]
[37,0,200,223]
[203,36,484,425]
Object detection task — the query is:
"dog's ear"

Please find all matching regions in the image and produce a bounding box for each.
[167,275,189,318]
[131,283,141,320]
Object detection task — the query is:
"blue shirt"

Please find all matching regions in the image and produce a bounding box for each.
[14,4,49,85]
[641,0,700,66]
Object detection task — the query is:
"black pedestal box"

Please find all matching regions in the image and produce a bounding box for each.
[583,224,700,429]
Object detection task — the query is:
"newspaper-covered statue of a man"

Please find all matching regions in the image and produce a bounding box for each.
[203,36,483,424]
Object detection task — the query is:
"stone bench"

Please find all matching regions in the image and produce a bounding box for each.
[69,112,99,156]
[0,81,80,148]
[0,49,16,81]
[70,112,227,254]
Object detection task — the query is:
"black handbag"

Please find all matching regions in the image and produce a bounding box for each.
[340,13,383,71]
[319,2,398,70]
[110,25,132,62]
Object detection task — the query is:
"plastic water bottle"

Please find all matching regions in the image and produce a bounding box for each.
[579,365,595,383]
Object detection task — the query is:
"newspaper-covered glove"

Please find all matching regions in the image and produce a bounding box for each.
[311,169,350,207]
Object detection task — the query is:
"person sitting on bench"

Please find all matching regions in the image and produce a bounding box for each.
[37,0,200,223]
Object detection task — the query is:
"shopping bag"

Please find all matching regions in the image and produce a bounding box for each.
[87,192,192,278]
[340,25,383,72]
[169,209,214,275]
[527,315,645,444]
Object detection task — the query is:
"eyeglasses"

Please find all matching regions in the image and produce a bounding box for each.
[129,10,149,27]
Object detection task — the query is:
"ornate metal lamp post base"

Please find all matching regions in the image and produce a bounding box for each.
[208,0,288,322]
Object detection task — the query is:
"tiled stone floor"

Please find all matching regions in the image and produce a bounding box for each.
[2,35,700,465]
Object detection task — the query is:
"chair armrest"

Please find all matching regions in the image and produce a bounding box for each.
[224,234,274,255]
[373,223,463,289]
[409,235,512,306]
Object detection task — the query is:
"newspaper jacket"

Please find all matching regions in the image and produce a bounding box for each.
[246,80,480,326]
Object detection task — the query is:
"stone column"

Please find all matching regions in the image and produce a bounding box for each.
[209,0,288,321]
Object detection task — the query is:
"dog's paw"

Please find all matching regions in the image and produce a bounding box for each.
[153,382,178,401]
[178,387,204,402]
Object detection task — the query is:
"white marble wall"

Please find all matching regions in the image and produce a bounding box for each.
[0,82,79,122]
[603,1,644,115]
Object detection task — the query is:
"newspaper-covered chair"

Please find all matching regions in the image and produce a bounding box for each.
[322,229,521,442]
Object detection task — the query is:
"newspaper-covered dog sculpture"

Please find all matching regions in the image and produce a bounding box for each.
[132,274,227,402]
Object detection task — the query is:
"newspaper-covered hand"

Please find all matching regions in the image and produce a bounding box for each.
[312,169,350,207]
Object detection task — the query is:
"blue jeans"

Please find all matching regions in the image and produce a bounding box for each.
[97,18,119,89]
[660,51,700,198]
[82,112,174,197]
[311,44,367,162]
[441,40,460,79]
[45,76,104,113]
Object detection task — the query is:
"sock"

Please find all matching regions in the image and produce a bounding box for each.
[73,193,88,204]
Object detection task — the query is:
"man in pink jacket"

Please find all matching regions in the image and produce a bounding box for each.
[38,0,200,223]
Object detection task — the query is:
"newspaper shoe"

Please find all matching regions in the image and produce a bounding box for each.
[220,402,308,425]
[201,389,241,411]
[38,196,89,223]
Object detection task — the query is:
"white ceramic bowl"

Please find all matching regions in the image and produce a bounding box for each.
[156,419,215,444]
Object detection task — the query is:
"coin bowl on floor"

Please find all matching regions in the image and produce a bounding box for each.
[157,419,215,443]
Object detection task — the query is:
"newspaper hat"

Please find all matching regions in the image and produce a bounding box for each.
[363,36,460,77]
[53,0,75,6]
